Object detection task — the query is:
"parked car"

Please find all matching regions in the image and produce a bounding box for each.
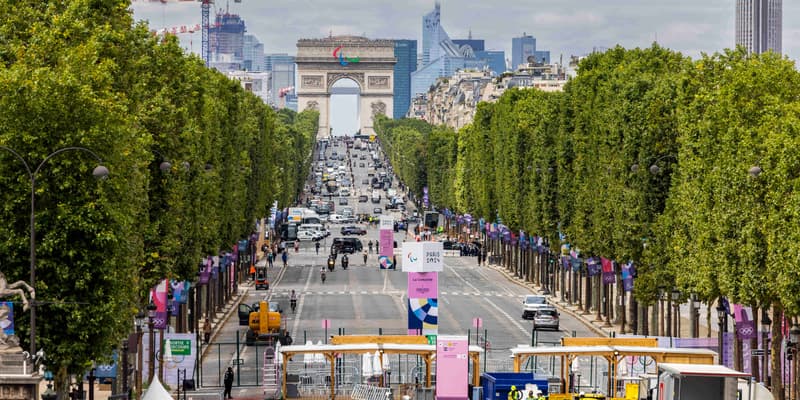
[358,195,369,203]
[339,197,348,205]
[532,307,560,330]
[522,295,549,319]
[373,207,382,214]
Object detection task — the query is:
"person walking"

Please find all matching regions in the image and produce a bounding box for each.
[267,251,274,268]
[315,241,321,255]
[368,240,373,253]
[203,318,212,344]
[363,250,368,265]
[281,251,288,268]
[223,366,234,399]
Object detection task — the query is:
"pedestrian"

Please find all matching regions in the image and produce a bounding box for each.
[375,241,380,254]
[368,240,373,253]
[223,366,234,399]
[315,241,321,254]
[249,263,256,280]
[267,251,274,268]
[203,318,212,344]
[363,250,368,265]
[294,239,299,253]
[281,251,288,268]
[508,385,521,400]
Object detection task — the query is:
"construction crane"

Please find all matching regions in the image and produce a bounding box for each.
[132,0,242,66]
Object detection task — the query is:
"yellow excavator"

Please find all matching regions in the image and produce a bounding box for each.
[237,300,293,346]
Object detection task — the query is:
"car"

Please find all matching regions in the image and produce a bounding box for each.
[522,295,549,319]
[340,226,367,235]
[339,197,348,205]
[362,179,370,185]
[328,214,347,223]
[331,237,363,254]
[358,195,369,203]
[373,207,382,214]
[296,230,321,242]
[359,163,365,168]
[532,307,560,331]
[442,241,458,250]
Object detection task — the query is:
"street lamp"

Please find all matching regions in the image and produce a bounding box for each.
[147,302,157,384]
[760,310,771,385]
[0,145,108,355]
[671,289,681,337]
[716,303,728,363]
[691,294,701,338]
[135,310,146,399]
[631,154,677,175]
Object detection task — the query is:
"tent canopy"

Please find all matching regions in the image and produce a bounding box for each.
[142,376,172,400]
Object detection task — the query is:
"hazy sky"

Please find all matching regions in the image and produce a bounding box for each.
[130,0,800,134]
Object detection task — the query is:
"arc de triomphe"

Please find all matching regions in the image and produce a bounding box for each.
[296,36,395,140]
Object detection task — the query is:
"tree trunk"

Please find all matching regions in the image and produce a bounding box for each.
[770,306,784,400]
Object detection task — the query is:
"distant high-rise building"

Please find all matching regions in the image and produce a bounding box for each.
[265,53,296,109]
[209,13,246,61]
[475,50,506,74]
[452,39,485,54]
[412,2,490,97]
[243,35,265,71]
[512,33,550,69]
[736,0,782,54]
[393,40,417,119]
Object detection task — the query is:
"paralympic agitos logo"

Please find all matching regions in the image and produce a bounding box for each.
[333,46,360,66]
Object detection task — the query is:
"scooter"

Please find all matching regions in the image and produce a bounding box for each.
[327,256,335,272]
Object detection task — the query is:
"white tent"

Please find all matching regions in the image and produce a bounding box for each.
[361,353,373,377]
[142,376,172,400]
[274,342,283,365]
[372,351,383,376]
[314,341,325,364]
[303,341,315,364]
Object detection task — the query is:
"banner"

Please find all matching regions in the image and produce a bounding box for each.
[586,257,601,276]
[601,257,616,284]
[407,298,438,335]
[621,261,634,292]
[435,336,469,400]
[401,242,444,272]
[379,216,394,268]
[198,256,211,285]
[408,272,438,298]
[0,302,14,337]
[733,304,756,340]
[151,279,168,329]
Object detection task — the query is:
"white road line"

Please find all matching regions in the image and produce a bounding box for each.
[291,265,315,337]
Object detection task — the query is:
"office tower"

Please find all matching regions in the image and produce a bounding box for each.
[512,33,550,68]
[265,53,296,109]
[209,12,246,60]
[243,35,265,71]
[452,39,485,54]
[736,0,782,54]
[394,40,418,119]
[475,50,506,74]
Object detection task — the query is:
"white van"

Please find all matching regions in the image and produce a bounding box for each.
[298,223,327,238]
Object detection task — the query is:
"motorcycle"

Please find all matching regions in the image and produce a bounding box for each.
[327,256,335,272]
[341,255,349,270]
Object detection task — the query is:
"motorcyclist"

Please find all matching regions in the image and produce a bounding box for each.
[327,254,336,271]
[320,268,327,283]
[342,254,349,269]
[290,290,297,313]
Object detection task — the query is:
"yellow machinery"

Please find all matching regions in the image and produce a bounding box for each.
[240,300,292,346]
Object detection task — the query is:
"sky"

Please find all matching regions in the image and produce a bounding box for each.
[130,0,800,135]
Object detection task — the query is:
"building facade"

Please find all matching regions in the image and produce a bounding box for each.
[243,35,265,71]
[475,50,506,74]
[209,13,246,61]
[736,0,782,54]
[265,54,296,109]
[393,40,418,119]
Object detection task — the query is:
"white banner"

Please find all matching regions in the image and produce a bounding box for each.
[401,242,443,272]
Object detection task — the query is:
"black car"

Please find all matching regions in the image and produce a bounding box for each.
[358,195,369,202]
[331,237,363,254]
[340,226,366,235]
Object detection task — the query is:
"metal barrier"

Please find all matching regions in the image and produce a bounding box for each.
[351,384,391,400]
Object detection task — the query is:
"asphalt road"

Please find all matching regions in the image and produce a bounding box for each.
[197,138,601,397]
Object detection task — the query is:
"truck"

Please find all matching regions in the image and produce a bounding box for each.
[237,300,293,346]
[641,363,764,400]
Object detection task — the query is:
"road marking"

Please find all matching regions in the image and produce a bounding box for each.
[291,264,315,337]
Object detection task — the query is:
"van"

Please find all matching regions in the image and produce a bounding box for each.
[371,191,381,203]
[298,223,327,238]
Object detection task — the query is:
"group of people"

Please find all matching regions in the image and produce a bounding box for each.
[508,385,546,400]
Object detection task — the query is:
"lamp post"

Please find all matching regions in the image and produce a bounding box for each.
[789,324,800,400]
[147,302,157,384]
[135,311,146,399]
[760,310,771,385]
[0,145,109,355]
[671,289,681,338]
[716,304,728,364]
[691,295,701,338]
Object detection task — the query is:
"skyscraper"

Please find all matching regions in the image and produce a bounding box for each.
[243,35,265,71]
[209,12,246,60]
[264,54,296,109]
[736,0,782,54]
[394,40,417,119]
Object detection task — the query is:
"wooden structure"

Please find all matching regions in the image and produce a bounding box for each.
[509,345,717,397]
[279,342,484,399]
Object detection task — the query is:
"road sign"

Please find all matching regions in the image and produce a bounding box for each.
[164,339,192,355]
[322,319,331,329]
[426,335,437,345]
[472,317,482,329]
[751,349,769,356]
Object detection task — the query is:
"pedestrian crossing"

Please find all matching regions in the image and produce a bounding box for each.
[264,288,521,298]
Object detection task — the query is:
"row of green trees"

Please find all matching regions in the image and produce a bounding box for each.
[376,44,800,333]
[0,0,315,391]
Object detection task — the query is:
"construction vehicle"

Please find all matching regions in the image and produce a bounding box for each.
[237,300,292,346]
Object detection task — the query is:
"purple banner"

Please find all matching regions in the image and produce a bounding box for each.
[734,304,757,339]
[408,272,438,299]
[198,257,211,285]
[601,257,616,284]
[621,262,634,292]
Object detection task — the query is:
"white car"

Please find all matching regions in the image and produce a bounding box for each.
[328,214,347,223]
[296,230,320,241]
[522,295,549,319]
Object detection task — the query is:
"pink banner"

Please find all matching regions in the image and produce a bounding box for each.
[380,229,393,259]
[408,272,438,299]
[436,336,469,400]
